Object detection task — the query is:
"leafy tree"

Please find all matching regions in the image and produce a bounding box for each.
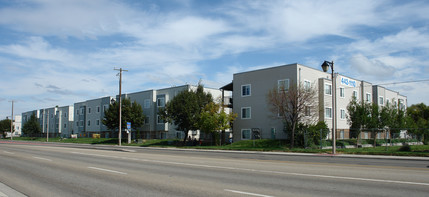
[199,101,237,145]
[347,97,371,143]
[407,103,429,143]
[0,118,13,137]
[102,98,145,136]
[159,84,213,144]
[22,113,41,136]
[295,121,329,147]
[267,81,318,149]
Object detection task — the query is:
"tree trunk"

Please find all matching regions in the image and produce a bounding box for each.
[182,130,189,146]
[290,122,296,149]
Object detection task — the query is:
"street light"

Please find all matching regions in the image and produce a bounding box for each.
[321,60,336,154]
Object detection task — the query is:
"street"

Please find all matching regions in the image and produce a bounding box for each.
[1,141,428,197]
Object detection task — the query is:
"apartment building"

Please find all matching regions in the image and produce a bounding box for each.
[21,105,74,137]
[222,63,407,142]
[73,96,114,137]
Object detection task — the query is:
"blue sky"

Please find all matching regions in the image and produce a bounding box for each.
[1,0,429,119]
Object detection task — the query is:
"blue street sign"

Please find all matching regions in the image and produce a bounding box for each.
[127,122,131,130]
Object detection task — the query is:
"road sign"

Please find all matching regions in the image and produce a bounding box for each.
[127,122,131,130]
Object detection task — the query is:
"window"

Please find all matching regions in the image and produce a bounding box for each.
[377,132,381,139]
[366,93,371,102]
[157,97,165,107]
[340,130,344,139]
[325,107,332,119]
[157,115,164,124]
[325,84,332,95]
[242,129,251,140]
[364,132,368,139]
[241,107,251,119]
[340,87,345,98]
[353,90,358,100]
[103,105,108,112]
[241,84,251,96]
[81,108,85,114]
[304,80,311,91]
[386,99,390,106]
[88,108,91,114]
[97,106,100,113]
[144,99,151,108]
[79,120,83,127]
[278,79,289,92]
[87,120,91,126]
[64,112,67,118]
[340,109,346,120]
[144,117,150,124]
[379,96,384,105]
[96,119,100,126]
[76,121,79,126]
[399,99,405,110]
[305,106,311,116]
[76,109,79,115]
[64,124,67,128]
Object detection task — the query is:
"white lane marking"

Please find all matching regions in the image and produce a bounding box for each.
[3,151,14,154]
[224,189,274,197]
[71,152,429,186]
[32,156,52,161]
[88,167,127,175]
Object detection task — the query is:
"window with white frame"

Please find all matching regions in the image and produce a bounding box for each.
[340,109,346,119]
[157,115,164,124]
[353,90,358,100]
[305,106,311,116]
[103,105,108,112]
[87,120,91,126]
[242,129,251,140]
[340,87,345,98]
[366,93,371,102]
[97,106,100,113]
[364,132,368,139]
[386,98,390,106]
[241,84,251,96]
[96,119,100,126]
[379,96,384,105]
[278,79,289,92]
[157,97,165,107]
[241,107,251,119]
[144,99,151,108]
[340,130,344,139]
[325,107,332,119]
[325,84,332,95]
[79,120,83,127]
[304,80,311,91]
[88,108,91,114]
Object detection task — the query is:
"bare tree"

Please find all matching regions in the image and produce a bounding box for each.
[267,81,318,148]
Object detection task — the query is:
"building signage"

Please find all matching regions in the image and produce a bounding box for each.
[340,77,356,88]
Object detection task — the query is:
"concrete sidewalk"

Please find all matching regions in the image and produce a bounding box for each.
[0,182,26,197]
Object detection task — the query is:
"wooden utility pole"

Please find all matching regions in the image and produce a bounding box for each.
[114,68,128,146]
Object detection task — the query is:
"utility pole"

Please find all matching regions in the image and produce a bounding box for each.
[9,100,14,140]
[114,67,128,146]
[47,111,49,142]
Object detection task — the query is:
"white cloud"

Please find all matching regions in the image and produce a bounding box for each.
[349,54,396,79]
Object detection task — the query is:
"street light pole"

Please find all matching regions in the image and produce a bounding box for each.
[114,67,128,146]
[321,60,336,154]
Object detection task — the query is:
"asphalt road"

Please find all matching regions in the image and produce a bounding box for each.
[1,141,428,197]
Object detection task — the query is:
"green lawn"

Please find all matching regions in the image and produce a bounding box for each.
[5,137,429,157]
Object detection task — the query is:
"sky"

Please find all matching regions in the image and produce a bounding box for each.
[1,0,429,119]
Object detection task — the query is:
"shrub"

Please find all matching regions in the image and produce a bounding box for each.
[398,144,411,152]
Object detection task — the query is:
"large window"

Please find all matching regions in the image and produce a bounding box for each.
[305,106,311,116]
[242,129,251,140]
[353,90,358,100]
[379,96,384,105]
[340,87,345,98]
[157,97,165,107]
[325,107,332,119]
[325,84,332,95]
[340,109,346,120]
[278,79,289,92]
[242,84,251,96]
[241,107,251,119]
[304,80,311,91]
[366,93,371,103]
